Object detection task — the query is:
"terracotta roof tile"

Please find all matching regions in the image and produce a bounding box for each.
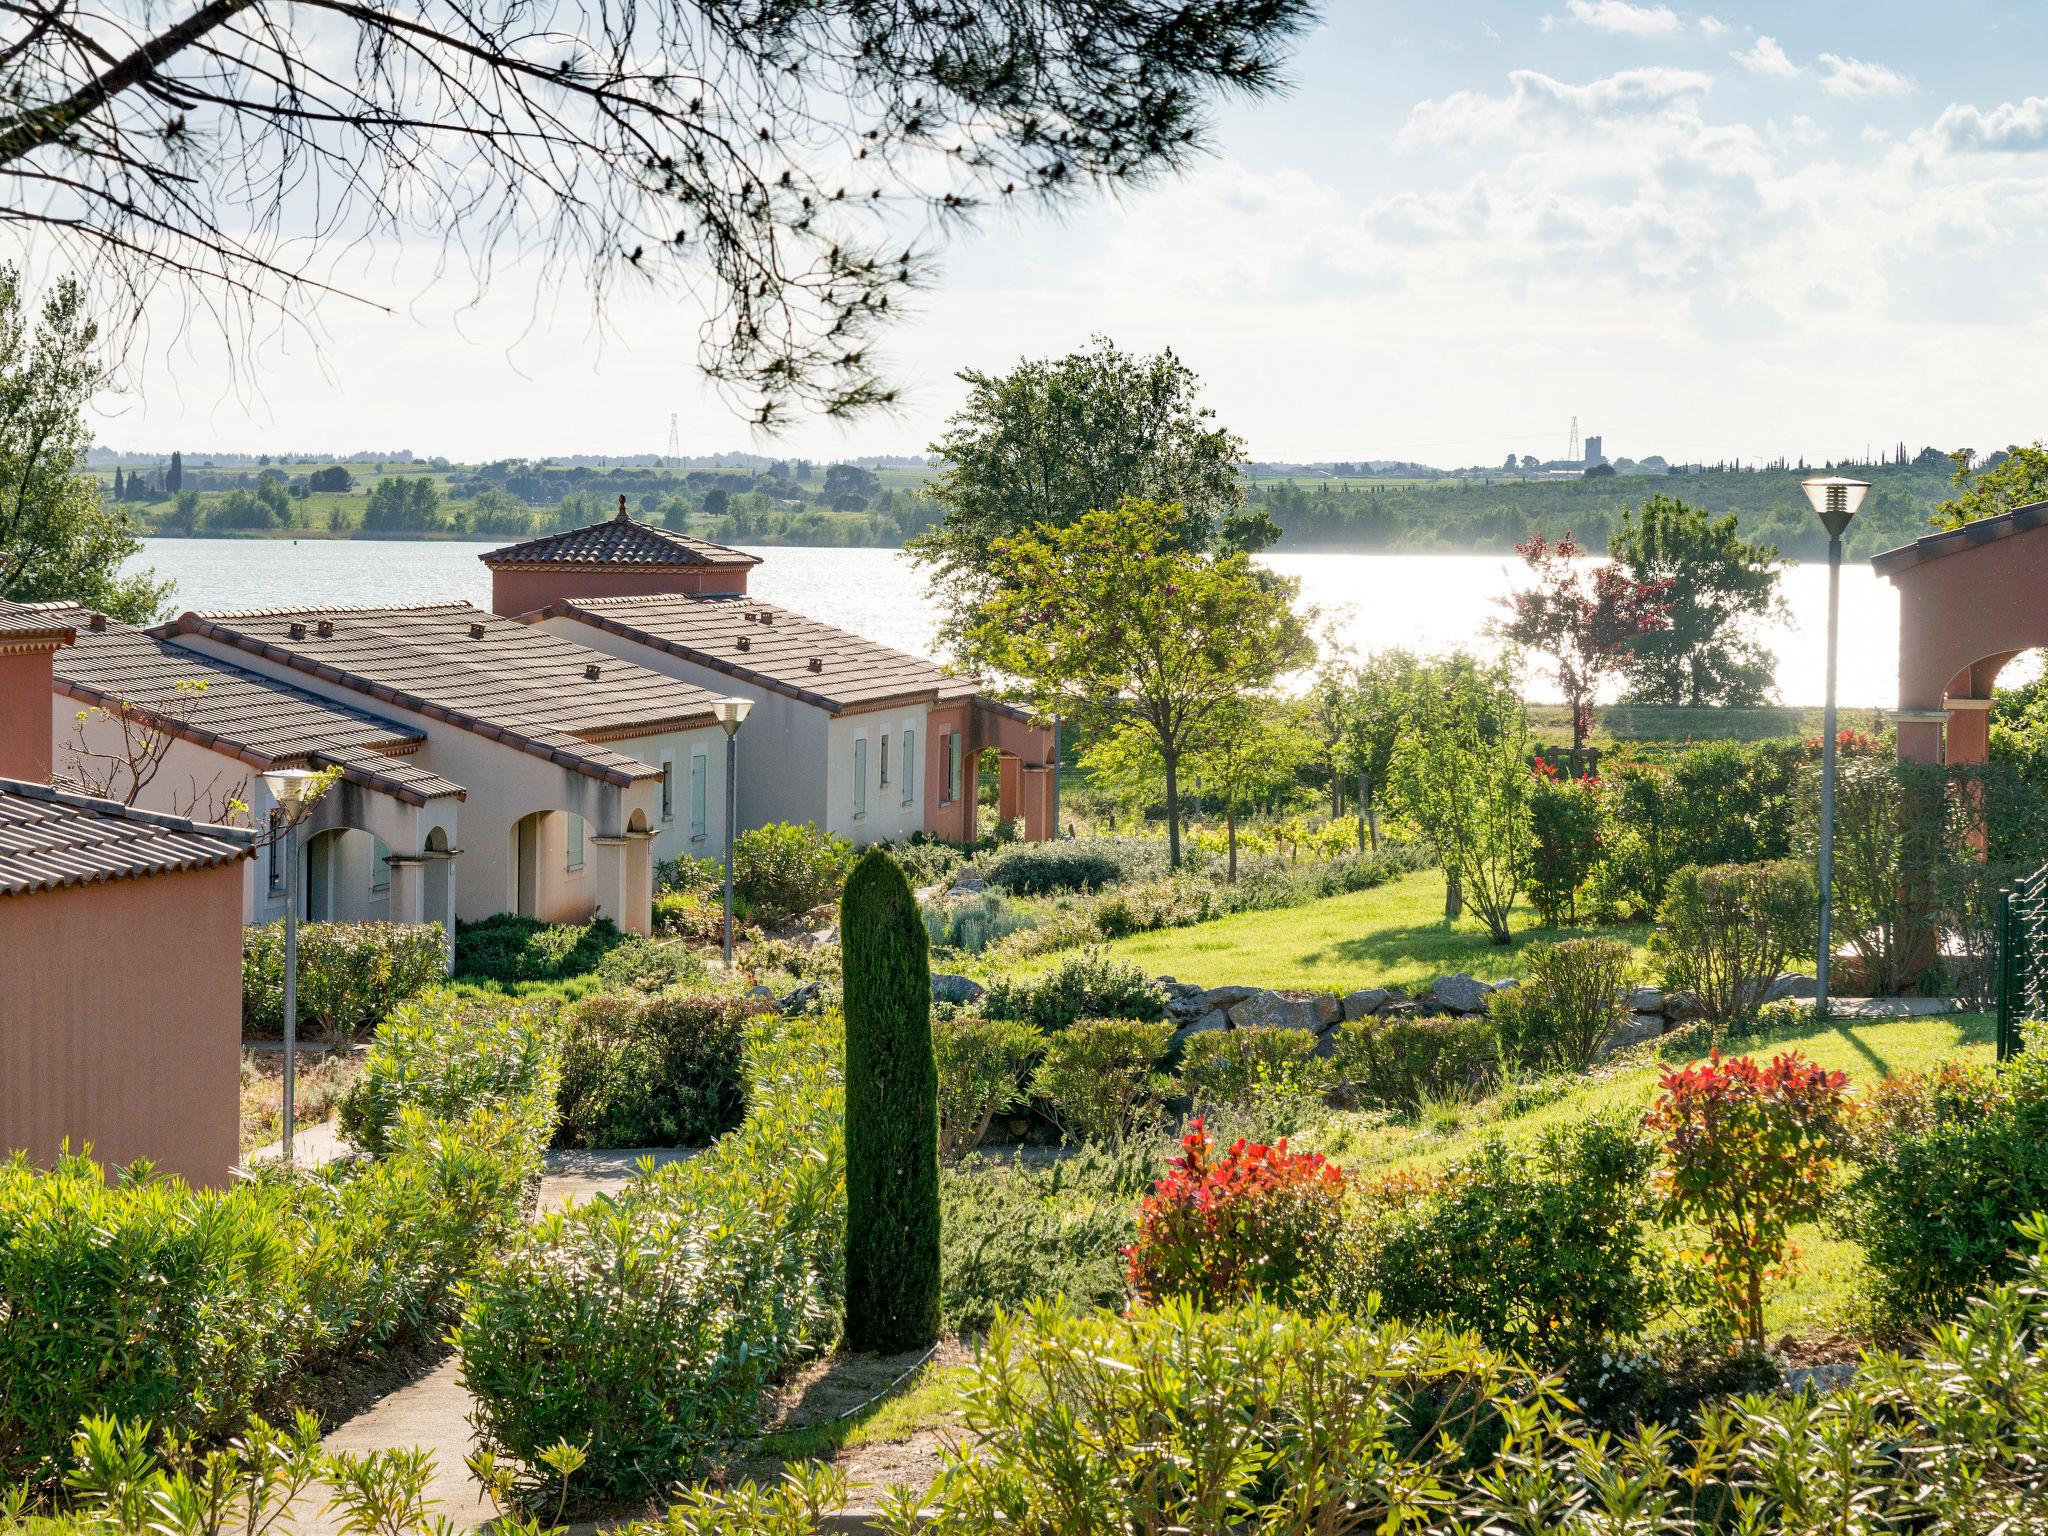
[536,594,969,714]
[481,505,759,569]
[0,599,77,645]
[160,602,722,785]
[0,777,251,896]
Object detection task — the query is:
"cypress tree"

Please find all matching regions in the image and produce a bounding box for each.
[841,846,939,1352]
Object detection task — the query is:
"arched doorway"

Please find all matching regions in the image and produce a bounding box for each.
[302,826,388,921]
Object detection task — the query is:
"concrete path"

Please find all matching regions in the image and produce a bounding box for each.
[1824,996,1956,1019]
[296,1147,691,1534]
[244,1117,352,1170]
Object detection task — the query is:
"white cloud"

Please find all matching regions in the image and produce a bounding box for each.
[1697,15,1728,37]
[1564,1,1684,36]
[1731,36,1799,78]
[1925,96,2048,155]
[1817,53,1913,100]
[1401,67,1713,146]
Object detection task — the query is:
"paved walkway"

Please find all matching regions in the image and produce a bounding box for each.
[296,1147,691,1534]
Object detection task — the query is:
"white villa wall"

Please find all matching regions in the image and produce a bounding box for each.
[594,723,734,865]
[825,707,928,846]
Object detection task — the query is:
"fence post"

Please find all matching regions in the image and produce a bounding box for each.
[1996,887,2016,1062]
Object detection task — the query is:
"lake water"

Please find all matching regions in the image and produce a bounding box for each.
[128,539,1908,708]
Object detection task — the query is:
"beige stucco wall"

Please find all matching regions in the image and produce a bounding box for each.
[0,860,244,1188]
[826,708,928,845]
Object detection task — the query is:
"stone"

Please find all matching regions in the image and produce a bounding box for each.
[1341,988,1393,1021]
[1196,984,1265,1014]
[1429,973,1494,1015]
[1627,986,1665,1014]
[947,865,985,895]
[1170,1010,1230,1048]
[1603,1013,1665,1056]
[778,981,825,1015]
[1228,991,1329,1031]
[1663,989,1705,1022]
[1311,993,1343,1027]
[743,983,778,1012]
[931,972,986,1005]
[1765,972,1819,1002]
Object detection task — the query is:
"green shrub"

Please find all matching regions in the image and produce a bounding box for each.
[1336,1118,1674,1375]
[840,849,940,1352]
[454,914,628,983]
[732,821,854,926]
[555,989,751,1150]
[1325,1012,1496,1114]
[983,839,1141,894]
[882,836,968,891]
[455,1011,844,1504]
[338,989,560,1157]
[1666,738,1806,866]
[933,1016,1041,1160]
[921,890,1038,953]
[1651,859,1814,1029]
[1030,1019,1174,1144]
[1488,936,1636,1073]
[1839,1049,2048,1333]
[1524,771,1602,926]
[242,922,445,1040]
[654,852,724,896]
[1177,1025,1322,1106]
[939,1142,1154,1333]
[982,948,1165,1031]
[592,935,707,992]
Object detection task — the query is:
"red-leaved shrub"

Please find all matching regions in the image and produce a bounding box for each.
[1644,1050,1849,1349]
[1126,1121,1346,1308]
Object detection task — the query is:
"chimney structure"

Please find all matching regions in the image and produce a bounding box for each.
[480,493,762,617]
[0,604,76,783]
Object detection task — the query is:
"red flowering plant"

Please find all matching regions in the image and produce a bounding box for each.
[1644,1051,1849,1351]
[1126,1120,1347,1309]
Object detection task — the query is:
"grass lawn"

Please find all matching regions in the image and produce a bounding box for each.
[1032,867,1651,994]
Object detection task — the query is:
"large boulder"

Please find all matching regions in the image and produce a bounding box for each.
[1170,1009,1230,1048]
[931,972,986,1005]
[1197,984,1266,1015]
[1663,989,1705,1023]
[1429,973,1495,1015]
[1765,972,1819,1003]
[947,865,985,897]
[1227,991,1329,1032]
[1341,988,1394,1021]
[1604,1013,1666,1055]
[1627,986,1666,1015]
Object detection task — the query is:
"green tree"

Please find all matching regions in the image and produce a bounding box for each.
[0,271,166,622]
[1316,648,1419,852]
[1933,443,2048,528]
[1389,656,1533,945]
[964,499,1312,867]
[166,450,182,492]
[362,477,445,532]
[910,339,1275,657]
[1608,494,1783,707]
[841,848,940,1353]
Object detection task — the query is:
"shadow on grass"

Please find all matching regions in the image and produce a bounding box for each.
[1654,1012,1994,1080]
[1316,919,1651,975]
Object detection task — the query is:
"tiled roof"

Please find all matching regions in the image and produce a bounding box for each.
[312,744,466,803]
[0,777,251,897]
[1871,499,2048,578]
[159,603,723,785]
[534,594,969,714]
[0,599,76,645]
[481,503,760,570]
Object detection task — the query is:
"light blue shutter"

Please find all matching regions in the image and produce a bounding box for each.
[691,752,707,838]
[854,737,868,817]
[566,814,584,870]
[902,727,916,807]
[948,732,964,803]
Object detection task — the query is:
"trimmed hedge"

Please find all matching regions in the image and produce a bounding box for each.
[0,993,557,1486]
[456,1007,844,1503]
[454,913,630,983]
[555,988,750,1149]
[242,921,446,1039]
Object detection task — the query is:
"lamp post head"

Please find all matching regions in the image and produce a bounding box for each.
[712,696,753,737]
[259,767,318,806]
[1801,475,1871,541]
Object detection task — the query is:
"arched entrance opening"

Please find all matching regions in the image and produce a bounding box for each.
[302,826,389,921]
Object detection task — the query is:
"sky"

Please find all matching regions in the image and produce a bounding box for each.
[82,1,2048,467]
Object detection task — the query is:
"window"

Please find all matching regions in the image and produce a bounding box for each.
[565,813,585,871]
[901,726,916,807]
[853,735,868,818]
[267,810,283,891]
[947,732,964,804]
[690,749,708,840]
[660,753,675,821]
[372,836,392,893]
[879,732,890,788]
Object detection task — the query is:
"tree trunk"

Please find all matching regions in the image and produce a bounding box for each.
[1163,747,1183,869]
[1445,867,1462,920]
[1361,772,1379,852]
[1226,804,1238,883]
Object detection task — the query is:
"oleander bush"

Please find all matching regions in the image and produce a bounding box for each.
[1488,936,1637,1073]
[242,921,446,1040]
[933,1016,1041,1159]
[652,889,726,944]
[1176,1024,1323,1107]
[0,994,556,1487]
[880,836,968,892]
[1030,1019,1175,1145]
[1838,1043,2048,1334]
[731,821,854,927]
[983,838,1142,895]
[981,948,1165,1031]
[1334,1117,1676,1376]
[456,1009,845,1504]
[454,914,629,984]
[554,989,752,1150]
[1126,1121,1346,1309]
[1324,1011,1497,1114]
[1651,860,1814,1030]
[338,989,560,1157]
[1524,769,1603,926]
[592,936,707,993]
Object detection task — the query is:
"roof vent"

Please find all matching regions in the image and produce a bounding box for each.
[468,622,485,640]
[736,635,751,652]
[87,613,106,632]
[288,622,307,640]
[744,610,759,622]
[584,663,602,680]
[316,619,334,638]
[807,656,823,672]
[759,612,774,625]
